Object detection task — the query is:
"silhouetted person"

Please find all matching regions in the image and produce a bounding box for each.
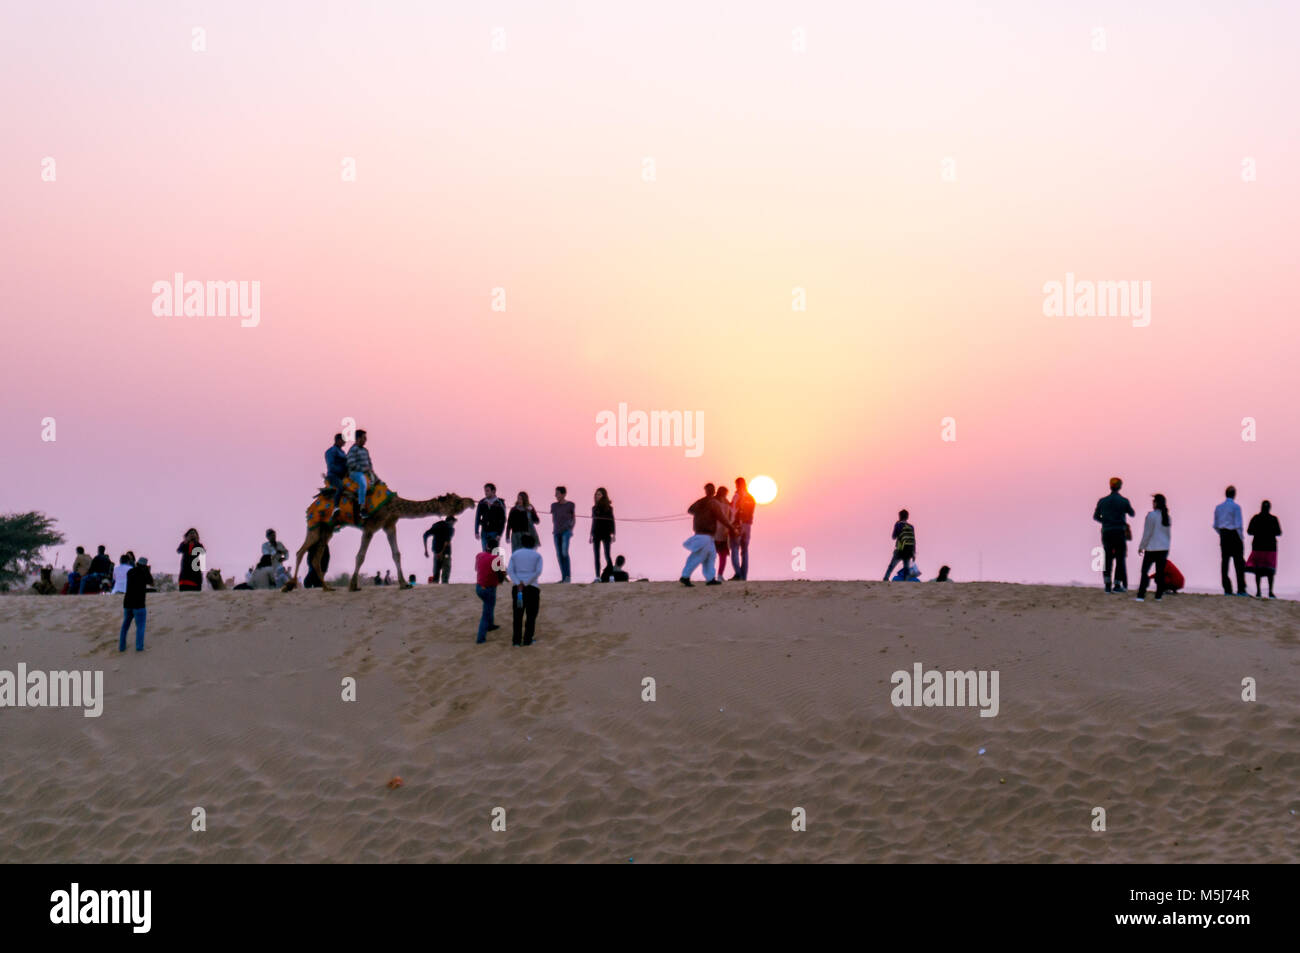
[1247,500,1282,598]
[884,510,915,582]
[1214,485,1248,596]
[507,533,543,646]
[1093,478,1134,593]
[1135,493,1172,602]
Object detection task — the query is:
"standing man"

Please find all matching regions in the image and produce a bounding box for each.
[550,486,575,583]
[1214,485,1248,597]
[423,515,456,583]
[1093,477,1135,593]
[346,430,377,522]
[118,557,152,653]
[507,533,544,646]
[325,433,349,515]
[730,477,756,580]
[884,509,916,582]
[474,483,508,552]
[681,483,730,587]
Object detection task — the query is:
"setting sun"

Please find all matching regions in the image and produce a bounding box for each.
[749,475,778,505]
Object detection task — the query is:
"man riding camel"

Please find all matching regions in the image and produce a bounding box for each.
[325,433,348,517]
[346,430,379,522]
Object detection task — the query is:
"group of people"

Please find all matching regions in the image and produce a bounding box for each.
[421,483,632,586]
[53,545,156,650]
[678,478,757,585]
[1093,478,1282,600]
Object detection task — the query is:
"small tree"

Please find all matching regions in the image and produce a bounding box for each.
[0,512,66,591]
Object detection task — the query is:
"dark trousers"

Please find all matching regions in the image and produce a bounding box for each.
[1101,529,1128,590]
[511,584,540,645]
[1137,550,1168,598]
[1218,529,1246,594]
[593,537,612,578]
[885,545,914,581]
[432,554,450,583]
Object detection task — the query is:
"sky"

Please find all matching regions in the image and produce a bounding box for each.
[4,1,1299,590]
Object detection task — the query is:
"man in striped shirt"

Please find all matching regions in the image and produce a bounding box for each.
[346,430,377,520]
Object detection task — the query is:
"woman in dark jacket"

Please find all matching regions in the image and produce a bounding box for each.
[590,487,616,582]
[506,492,541,551]
[177,527,204,592]
[1246,501,1282,598]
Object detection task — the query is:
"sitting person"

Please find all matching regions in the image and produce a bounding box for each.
[68,545,92,595]
[248,554,278,590]
[81,544,114,594]
[891,562,923,582]
[933,565,951,582]
[600,554,631,582]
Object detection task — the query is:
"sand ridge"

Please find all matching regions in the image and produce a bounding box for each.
[0,581,1296,862]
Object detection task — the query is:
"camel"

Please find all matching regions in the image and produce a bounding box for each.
[282,488,476,592]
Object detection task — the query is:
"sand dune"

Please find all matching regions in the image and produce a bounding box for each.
[1,582,1296,863]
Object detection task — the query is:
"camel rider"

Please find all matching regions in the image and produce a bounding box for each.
[346,430,378,521]
[325,433,348,515]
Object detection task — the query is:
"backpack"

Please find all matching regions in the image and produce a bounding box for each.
[735,492,756,523]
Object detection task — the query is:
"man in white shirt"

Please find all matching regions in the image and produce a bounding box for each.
[506,533,544,646]
[262,529,289,565]
[1213,485,1248,596]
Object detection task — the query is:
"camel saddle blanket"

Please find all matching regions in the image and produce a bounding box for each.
[307,478,394,530]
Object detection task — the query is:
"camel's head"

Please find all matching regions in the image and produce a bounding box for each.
[437,493,478,516]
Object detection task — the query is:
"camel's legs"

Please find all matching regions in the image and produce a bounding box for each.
[385,523,410,588]
[350,528,376,591]
[284,526,321,592]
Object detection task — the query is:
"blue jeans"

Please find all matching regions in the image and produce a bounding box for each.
[350,471,368,511]
[327,474,344,507]
[475,585,496,642]
[730,523,752,579]
[119,607,146,651]
[553,530,572,581]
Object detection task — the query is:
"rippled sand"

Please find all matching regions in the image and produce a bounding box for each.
[1,581,1296,862]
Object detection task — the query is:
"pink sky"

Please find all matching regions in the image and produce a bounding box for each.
[5,1,1300,590]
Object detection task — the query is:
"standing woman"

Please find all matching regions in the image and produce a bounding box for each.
[1135,494,1171,602]
[714,485,736,579]
[590,487,616,582]
[1246,500,1282,598]
[177,527,204,592]
[507,492,541,552]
